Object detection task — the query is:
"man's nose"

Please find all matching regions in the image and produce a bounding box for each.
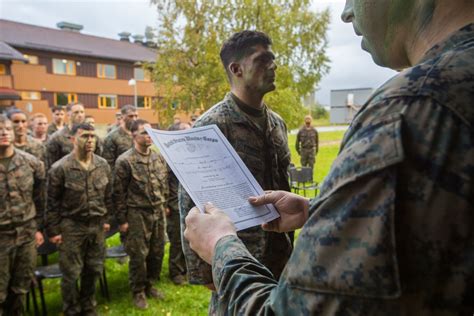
[341,0,354,23]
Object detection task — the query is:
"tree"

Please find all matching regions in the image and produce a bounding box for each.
[149,0,330,128]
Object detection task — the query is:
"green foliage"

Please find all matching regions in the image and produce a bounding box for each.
[310,104,329,120]
[149,0,330,128]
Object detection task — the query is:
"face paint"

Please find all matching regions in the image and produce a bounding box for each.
[74,129,96,154]
[0,121,14,147]
[10,113,28,137]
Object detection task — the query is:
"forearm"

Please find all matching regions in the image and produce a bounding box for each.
[212,235,279,315]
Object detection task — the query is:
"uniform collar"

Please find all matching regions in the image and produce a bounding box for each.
[420,23,474,63]
[66,152,99,171]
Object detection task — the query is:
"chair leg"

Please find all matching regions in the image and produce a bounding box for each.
[30,281,40,316]
[37,278,47,316]
[102,267,110,300]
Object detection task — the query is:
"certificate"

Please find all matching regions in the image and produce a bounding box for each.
[145,125,280,231]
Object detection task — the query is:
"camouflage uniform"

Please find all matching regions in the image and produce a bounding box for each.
[102,127,133,170]
[295,126,319,168]
[14,135,46,164]
[210,24,474,315]
[46,126,101,170]
[113,148,168,294]
[46,123,60,136]
[0,149,45,315]
[166,167,187,280]
[179,93,293,312]
[46,153,112,316]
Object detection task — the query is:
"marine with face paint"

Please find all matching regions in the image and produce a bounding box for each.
[46,123,113,315]
[179,30,292,315]
[183,1,474,314]
[0,115,45,315]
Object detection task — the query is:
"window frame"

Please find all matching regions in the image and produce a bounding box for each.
[134,67,150,82]
[98,94,117,109]
[137,96,152,109]
[20,91,41,100]
[97,63,117,79]
[52,58,76,75]
[23,54,39,65]
[54,92,78,106]
[0,64,6,75]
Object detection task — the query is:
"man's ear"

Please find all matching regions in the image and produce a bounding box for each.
[228,62,242,77]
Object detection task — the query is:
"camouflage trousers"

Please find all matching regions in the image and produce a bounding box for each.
[124,208,165,294]
[300,148,316,169]
[58,218,105,316]
[166,205,187,279]
[0,221,36,316]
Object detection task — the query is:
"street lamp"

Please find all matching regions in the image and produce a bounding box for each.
[128,78,137,107]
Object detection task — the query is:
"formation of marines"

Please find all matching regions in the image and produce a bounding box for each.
[2,2,473,314]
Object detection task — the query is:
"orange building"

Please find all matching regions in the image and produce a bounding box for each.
[0,19,161,125]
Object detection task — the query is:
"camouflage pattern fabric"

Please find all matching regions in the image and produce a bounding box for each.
[102,127,133,170]
[123,209,165,293]
[178,93,293,312]
[166,169,187,279]
[45,126,101,170]
[58,218,105,316]
[296,126,318,168]
[14,136,46,164]
[46,153,113,237]
[113,148,168,293]
[211,24,474,315]
[0,149,45,315]
[46,123,58,136]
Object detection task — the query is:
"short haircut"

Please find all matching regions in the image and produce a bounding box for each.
[31,113,47,121]
[220,30,272,79]
[66,102,83,112]
[0,114,11,125]
[52,105,65,113]
[121,104,137,115]
[71,123,95,136]
[6,108,27,119]
[130,119,149,134]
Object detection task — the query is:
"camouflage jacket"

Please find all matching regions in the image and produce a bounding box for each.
[15,136,46,163]
[102,126,133,170]
[180,92,292,285]
[295,126,319,153]
[0,149,45,230]
[113,147,169,225]
[167,167,179,210]
[211,24,474,315]
[45,125,102,169]
[47,123,60,136]
[46,153,113,236]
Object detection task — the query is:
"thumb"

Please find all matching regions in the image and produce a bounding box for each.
[204,202,220,214]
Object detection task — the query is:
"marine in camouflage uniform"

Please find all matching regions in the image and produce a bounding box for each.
[0,115,45,315]
[295,115,319,169]
[102,105,138,171]
[46,123,112,316]
[45,103,101,169]
[203,19,474,316]
[179,92,293,311]
[15,135,46,164]
[113,120,168,309]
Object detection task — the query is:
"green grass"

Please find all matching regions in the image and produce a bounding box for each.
[34,130,342,315]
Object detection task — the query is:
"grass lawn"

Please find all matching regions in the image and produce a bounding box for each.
[34,130,343,315]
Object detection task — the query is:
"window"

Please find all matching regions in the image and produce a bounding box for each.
[134,67,150,81]
[54,93,78,105]
[53,58,76,75]
[98,64,116,79]
[23,54,39,64]
[98,95,117,109]
[21,91,41,100]
[0,64,6,75]
[137,96,152,109]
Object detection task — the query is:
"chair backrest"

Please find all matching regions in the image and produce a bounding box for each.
[288,167,299,183]
[301,167,314,182]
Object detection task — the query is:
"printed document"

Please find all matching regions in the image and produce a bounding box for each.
[145,125,280,231]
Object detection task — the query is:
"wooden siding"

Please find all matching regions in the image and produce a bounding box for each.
[118,95,134,107]
[42,91,54,107]
[78,93,98,108]
[117,64,133,80]
[77,60,97,77]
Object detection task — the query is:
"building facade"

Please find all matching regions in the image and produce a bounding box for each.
[0,19,159,124]
[329,88,373,124]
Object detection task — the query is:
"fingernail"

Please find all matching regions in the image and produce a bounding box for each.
[248,197,257,203]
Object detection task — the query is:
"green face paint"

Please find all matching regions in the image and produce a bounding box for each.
[75,130,96,154]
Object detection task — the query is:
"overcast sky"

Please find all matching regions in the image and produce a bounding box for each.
[0,0,396,105]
